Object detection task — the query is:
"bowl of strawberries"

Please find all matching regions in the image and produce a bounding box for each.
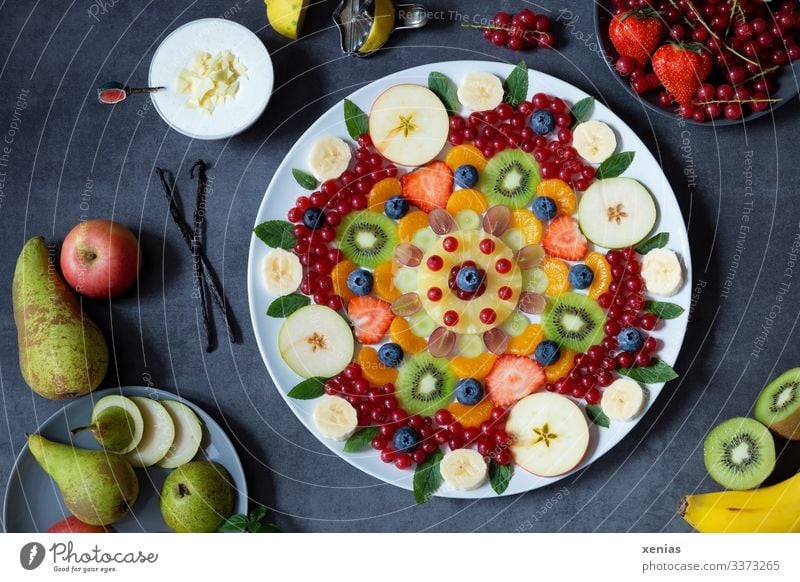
[595,0,800,124]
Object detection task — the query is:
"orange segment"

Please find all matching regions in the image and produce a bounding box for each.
[389,316,427,354]
[510,209,544,245]
[545,348,576,383]
[397,210,430,242]
[585,251,612,300]
[542,257,570,296]
[357,347,398,386]
[447,398,494,428]
[507,323,545,356]
[536,179,577,216]
[445,144,487,171]
[450,353,497,381]
[367,177,402,212]
[373,261,400,302]
[446,189,488,214]
[331,260,357,300]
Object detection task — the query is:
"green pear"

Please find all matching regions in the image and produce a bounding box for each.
[28,434,139,526]
[72,395,145,454]
[160,461,235,533]
[13,237,109,399]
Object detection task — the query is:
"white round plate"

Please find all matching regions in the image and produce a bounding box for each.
[247,61,691,498]
[149,18,273,140]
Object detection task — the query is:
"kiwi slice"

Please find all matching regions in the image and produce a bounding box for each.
[479,149,540,209]
[336,211,398,268]
[542,292,604,352]
[704,417,775,490]
[396,353,457,416]
[755,368,800,440]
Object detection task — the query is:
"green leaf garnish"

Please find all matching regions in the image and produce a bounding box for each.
[292,168,318,190]
[570,96,595,127]
[267,294,310,318]
[644,301,685,320]
[503,61,529,107]
[343,98,369,140]
[586,405,610,428]
[596,151,635,179]
[428,72,459,115]
[488,460,513,495]
[618,357,678,384]
[635,232,669,254]
[219,505,281,533]
[343,427,379,453]
[287,377,327,399]
[254,220,297,250]
[413,449,444,504]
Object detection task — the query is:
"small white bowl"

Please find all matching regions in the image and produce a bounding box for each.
[149,18,273,140]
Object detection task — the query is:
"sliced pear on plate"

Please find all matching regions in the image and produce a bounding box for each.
[577,177,656,249]
[126,397,176,468]
[158,401,203,469]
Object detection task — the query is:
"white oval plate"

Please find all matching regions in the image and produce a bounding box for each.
[247,61,691,498]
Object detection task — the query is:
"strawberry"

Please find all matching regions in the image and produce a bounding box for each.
[652,43,713,105]
[543,216,588,261]
[347,296,394,344]
[608,9,664,67]
[486,355,546,407]
[401,160,453,212]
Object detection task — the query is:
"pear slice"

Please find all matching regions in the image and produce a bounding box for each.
[158,401,203,469]
[278,305,354,378]
[577,178,656,249]
[73,395,144,454]
[125,397,175,468]
[368,84,449,167]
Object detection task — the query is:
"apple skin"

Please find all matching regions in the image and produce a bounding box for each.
[48,515,113,533]
[60,219,141,298]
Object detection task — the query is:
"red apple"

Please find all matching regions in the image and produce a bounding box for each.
[48,515,113,533]
[61,219,141,298]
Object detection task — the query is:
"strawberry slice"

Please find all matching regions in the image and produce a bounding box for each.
[543,216,588,261]
[347,296,395,344]
[486,355,546,407]
[401,160,453,212]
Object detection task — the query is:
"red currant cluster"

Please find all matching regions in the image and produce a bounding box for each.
[477,9,554,51]
[546,249,659,404]
[432,408,512,465]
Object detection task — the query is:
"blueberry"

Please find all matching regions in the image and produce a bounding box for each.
[456,378,484,405]
[534,340,561,366]
[384,195,409,220]
[347,268,373,296]
[569,264,595,290]
[617,327,643,353]
[532,196,558,221]
[302,206,325,230]
[454,164,479,188]
[378,342,404,367]
[531,109,556,136]
[455,266,483,293]
[393,426,420,453]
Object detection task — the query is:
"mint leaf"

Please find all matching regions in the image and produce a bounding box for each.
[635,232,669,254]
[249,522,282,533]
[503,61,529,107]
[254,220,296,250]
[428,72,459,115]
[218,514,249,532]
[618,357,678,384]
[586,405,610,428]
[343,98,369,139]
[287,377,326,399]
[570,97,595,127]
[413,448,443,504]
[596,151,635,179]
[644,301,685,320]
[292,168,318,190]
[488,460,513,495]
[343,427,379,453]
[267,294,310,318]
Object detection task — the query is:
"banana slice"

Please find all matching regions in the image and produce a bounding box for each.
[440,448,488,491]
[457,72,504,112]
[601,378,646,421]
[573,120,617,164]
[641,248,683,297]
[313,396,358,441]
[263,248,302,294]
[308,136,352,182]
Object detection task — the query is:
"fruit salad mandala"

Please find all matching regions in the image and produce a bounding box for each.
[254,62,687,501]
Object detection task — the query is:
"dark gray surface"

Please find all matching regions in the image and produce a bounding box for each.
[0,0,799,533]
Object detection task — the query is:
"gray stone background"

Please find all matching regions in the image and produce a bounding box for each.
[1,0,799,532]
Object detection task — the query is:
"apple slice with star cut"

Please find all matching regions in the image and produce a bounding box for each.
[369,84,450,167]
[577,177,656,249]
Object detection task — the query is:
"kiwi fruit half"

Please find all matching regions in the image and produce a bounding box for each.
[336,211,398,268]
[704,417,775,490]
[479,149,540,209]
[755,368,800,440]
[542,292,604,352]
[396,353,456,416]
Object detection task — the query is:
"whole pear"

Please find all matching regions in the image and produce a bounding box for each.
[28,434,139,526]
[160,461,235,533]
[13,237,108,399]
